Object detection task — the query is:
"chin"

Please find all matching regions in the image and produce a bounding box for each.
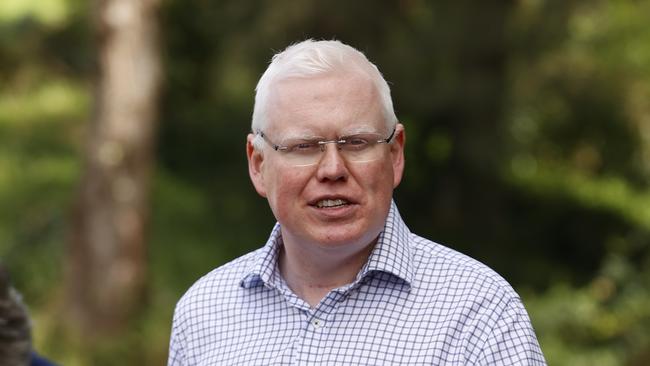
[311,225,379,250]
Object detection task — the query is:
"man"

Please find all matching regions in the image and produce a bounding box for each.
[168,39,546,365]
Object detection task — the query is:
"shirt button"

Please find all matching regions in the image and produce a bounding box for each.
[311,318,325,329]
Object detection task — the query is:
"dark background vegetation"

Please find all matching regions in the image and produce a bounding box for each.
[1,0,649,364]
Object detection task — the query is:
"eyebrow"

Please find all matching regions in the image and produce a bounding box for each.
[275,124,381,142]
[278,133,325,142]
[339,127,381,136]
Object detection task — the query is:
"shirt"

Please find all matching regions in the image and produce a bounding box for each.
[168,201,546,365]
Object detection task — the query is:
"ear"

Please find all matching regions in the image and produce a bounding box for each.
[390,123,406,188]
[247,134,267,197]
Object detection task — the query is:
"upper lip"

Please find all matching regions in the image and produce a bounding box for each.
[308,195,357,206]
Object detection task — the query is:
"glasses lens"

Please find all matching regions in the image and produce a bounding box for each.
[278,138,321,166]
[339,133,386,163]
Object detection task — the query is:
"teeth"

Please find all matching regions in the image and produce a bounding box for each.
[316,199,349,208]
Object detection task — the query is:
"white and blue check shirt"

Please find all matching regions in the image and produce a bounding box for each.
[169,202,546,365]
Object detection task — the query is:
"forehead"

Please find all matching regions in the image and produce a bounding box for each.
[265,72,385,136]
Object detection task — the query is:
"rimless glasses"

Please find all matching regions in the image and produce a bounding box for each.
[256,126,397,167]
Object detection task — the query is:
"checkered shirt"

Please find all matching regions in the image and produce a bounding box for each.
[168,201,546,365]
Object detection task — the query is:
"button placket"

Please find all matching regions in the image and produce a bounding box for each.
[307,289,349,332]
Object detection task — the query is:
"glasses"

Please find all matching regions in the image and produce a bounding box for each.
[257,126,396,167]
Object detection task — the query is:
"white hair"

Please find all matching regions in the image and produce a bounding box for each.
[251,39,398,150]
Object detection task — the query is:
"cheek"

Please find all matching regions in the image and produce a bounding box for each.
[264,167,310,210]
[363,160,395,192]
[278,169,309,191]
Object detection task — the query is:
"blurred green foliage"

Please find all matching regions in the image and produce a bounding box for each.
[1,0,649,364]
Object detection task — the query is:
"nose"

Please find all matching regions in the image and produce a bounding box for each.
[315,143,348,182]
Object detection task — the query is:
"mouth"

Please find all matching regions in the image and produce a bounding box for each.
[309,196,356,209]
[315,198,350,208]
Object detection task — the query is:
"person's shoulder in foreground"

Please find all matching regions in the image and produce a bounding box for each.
[168,38,546,365]
[0,264,60,366]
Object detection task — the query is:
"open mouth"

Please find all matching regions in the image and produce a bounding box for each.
[314,198,351,208]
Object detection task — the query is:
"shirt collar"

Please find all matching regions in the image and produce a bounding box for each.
[240,200,414,289]
[357,201,414,288]
[240,223,283,289]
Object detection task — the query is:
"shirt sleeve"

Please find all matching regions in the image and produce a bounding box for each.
[475,297,547,365]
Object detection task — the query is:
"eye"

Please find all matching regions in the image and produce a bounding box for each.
[288,141,319,153]
[347,137,368,145]
[342,136,370,150]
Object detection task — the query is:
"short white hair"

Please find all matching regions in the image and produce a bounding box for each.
[251,39,398,150]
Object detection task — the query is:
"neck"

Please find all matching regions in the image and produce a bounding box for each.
[278,237,377,308]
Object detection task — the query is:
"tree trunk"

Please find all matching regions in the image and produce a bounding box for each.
[65,0,161,337]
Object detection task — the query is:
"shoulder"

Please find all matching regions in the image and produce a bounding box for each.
[30,353,59,366]
[169,248,266,363]
[403,234,547,364]
[408,233,520,302]
[173,249,261,318]
[407,234,545,361]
